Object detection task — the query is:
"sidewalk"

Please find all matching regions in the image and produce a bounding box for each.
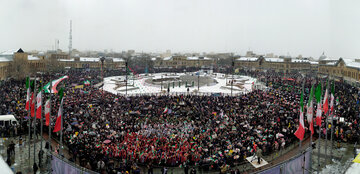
[0,132,72,174]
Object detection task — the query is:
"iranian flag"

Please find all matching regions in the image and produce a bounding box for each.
[30,93,35,117]
[330,81,335,114]
[323,81,329,114]
[53,88,64,132]
[306,84,314,135]
[43,76,69,93]
[36,90,42,119]
[163,107,168,114]
[84,80,90,85]
[45,99,50,126]
[315,83,322,126]
[294,88,305,140]
[25,77,30,111]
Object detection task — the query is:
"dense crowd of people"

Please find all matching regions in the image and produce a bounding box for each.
[0,68,359,173]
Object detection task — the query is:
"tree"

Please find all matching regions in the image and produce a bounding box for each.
[8,58,29,80]
[45,58,63,72]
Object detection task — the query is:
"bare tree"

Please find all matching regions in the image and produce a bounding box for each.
[45,58,63,72]
[8,58,29,80]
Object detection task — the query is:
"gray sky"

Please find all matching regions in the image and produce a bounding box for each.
[1,0,359,58]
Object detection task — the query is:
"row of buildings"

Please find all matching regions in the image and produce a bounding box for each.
[1,49,360,85]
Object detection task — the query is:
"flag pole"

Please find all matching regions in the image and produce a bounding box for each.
[28,77,31,167]
[317,79,323,174]
[330,79,334,160]
[48,79,52,171]
[59,96,64,157]
[33,77,37,167]
[324,78,329,165]
[309,80,314,174]
[40,76,43,156]
[299,75,305,152]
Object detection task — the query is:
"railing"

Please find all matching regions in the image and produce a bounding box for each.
[115,91,248,97]
[254,147,312,174]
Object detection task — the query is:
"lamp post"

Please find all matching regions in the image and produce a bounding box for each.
[100,57,105,97]
[161,75,163,91]
[125,60,128,96]
[231,57,234,96]
[197,58,200,92]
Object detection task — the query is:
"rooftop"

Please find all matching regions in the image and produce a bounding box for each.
[265,58,284,62]
[236,57,258,61]
[0,57,12,62]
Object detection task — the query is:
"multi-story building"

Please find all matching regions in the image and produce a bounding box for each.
[0,48,125,80]
[235,56,317,73]
[58,56,125,69]
[318,58,360,83]
[153,55,215,69]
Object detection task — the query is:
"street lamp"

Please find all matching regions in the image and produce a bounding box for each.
[231,57,234,96]
[125,60,128,96]
[198,58,200,92]
[100,57,105,97]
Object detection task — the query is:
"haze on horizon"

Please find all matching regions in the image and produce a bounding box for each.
[1,0,359,58]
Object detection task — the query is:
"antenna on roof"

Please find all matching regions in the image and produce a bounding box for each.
[69,20,72,57]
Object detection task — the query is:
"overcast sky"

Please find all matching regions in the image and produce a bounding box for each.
[1,0,359,58]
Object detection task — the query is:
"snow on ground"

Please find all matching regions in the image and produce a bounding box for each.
[346,162,360,174]
[103,72,257,95]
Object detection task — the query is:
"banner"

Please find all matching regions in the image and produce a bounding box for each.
[284,150,310,174]
[75,85,84,89]
[258,166,280,174]
[257,149,311,174]
[52,155,93,174]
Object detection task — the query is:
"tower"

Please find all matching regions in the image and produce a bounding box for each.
[69,20,72,58]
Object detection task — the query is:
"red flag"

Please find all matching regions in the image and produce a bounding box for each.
[30,93,35,117]
[53,98,63,132]
[25,77,30,111]
[310,121,314,135]
[294,89,305,140]
[294,111,305,140]
[36,91,42,119]
[45,99,50,126]
[323,88,329,114]
[315,83,322,126]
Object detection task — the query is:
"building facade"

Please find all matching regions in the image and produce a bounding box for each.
[318,58,360,83]
[0,48,125,80]
[235,56,317,73]
[153,56,215,69]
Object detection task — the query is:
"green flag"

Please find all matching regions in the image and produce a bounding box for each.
[315,83,322,103]
[58,88,64,101]
[308,85,314,105]
[26,77,30,89]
